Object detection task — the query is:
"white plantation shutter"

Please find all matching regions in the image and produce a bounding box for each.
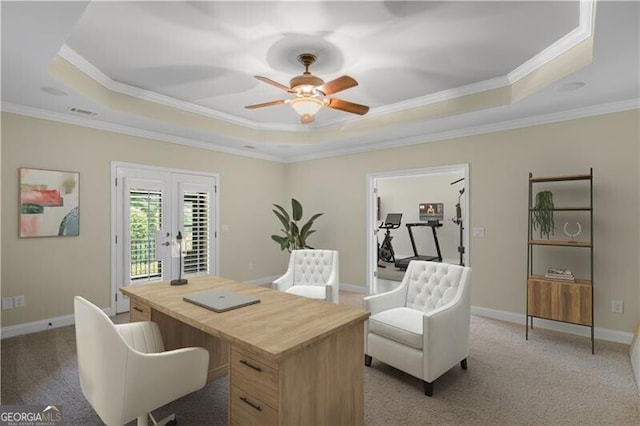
[177,179,215,277]
[182,190,209,274]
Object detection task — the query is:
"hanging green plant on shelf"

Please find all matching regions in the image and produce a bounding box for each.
[532,190,555,239]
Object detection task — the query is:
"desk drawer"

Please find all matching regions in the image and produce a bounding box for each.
[231,348,278,410]
[129,300,151,322]
[230,385,278,426]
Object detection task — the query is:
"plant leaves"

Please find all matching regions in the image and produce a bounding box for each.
[273,209,290,231]
[299,220,314,240]
[291,198,303,222]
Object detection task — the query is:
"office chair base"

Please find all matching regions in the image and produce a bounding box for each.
[138,412,177,426]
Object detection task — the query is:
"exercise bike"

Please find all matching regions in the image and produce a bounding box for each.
[377,213,403,267]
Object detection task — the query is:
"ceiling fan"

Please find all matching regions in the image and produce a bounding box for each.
[245,53,369,124]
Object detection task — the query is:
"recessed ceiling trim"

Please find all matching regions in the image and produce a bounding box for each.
[57,45,308,133]
[55,1,594,133]
[509,0,595,84]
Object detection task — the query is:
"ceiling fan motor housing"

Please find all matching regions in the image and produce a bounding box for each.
[290,53,324,93]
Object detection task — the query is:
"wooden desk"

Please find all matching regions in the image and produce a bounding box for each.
[120,275,369,426]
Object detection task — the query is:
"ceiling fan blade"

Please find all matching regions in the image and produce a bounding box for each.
[326,98,369,115]
[301,114,315,124]
[316,75,358,96]
[254,76,294,93]
[245,99,286,109]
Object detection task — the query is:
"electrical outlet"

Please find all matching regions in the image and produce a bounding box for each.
[2,297,14,310]
[611,300,624,314]
[14,295,25,308]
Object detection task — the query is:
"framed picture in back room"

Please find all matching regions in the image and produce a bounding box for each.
[19,167,80,237]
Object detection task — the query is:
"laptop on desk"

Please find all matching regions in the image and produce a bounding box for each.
[183,289,260,313]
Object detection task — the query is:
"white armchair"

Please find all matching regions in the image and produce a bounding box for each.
[74,296,210,425]
[363,261,472,396]
[273,249,339,303]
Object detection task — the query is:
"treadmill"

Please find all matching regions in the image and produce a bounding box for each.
[394,220,443,270]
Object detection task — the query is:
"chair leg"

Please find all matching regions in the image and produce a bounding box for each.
[423,380,433,397]
[364,354,372,366]
[460,358,468,370]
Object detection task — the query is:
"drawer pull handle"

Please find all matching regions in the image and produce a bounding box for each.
[133,307,143,313]
[240,396,262,411]
[240,359,262,372]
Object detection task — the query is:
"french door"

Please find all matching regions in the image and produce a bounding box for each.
[113,164,217,313]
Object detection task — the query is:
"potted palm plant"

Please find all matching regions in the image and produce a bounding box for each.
[271,198,323,252]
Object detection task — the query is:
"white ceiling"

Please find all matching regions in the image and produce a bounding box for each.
[2,1,639,162]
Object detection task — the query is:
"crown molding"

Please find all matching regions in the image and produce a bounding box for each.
[0,102,284,163]
[508,0,595,84]
[285,98,640,163]
[4,97,636,164]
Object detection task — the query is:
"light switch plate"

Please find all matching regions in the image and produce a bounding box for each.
[2,297,14,310]
[473,227,485,238]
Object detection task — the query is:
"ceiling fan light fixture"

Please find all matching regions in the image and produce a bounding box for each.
[289,96,324,117]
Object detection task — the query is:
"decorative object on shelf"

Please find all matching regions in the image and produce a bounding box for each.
[271,198,323,252]
[19,167,80,237]
[531,190,555,239]
[563,221,582,242]
[544,267,575,282]
[170,231,188,286]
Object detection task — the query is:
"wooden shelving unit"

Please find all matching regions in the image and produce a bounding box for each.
[526,169,594,353]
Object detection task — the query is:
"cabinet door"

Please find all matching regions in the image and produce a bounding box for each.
[556,283,592,326]
[528,279,555,319]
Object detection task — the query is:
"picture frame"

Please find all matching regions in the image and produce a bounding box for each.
[19,167,80,237]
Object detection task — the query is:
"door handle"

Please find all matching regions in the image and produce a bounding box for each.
[162,241,170,246]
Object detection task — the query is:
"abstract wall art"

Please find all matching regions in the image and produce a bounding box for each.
[19,168,79,237]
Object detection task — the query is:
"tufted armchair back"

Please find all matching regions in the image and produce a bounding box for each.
[404,261,465,313]
[292,249,336,286]
[273,249,340,303]
[363,260,471,396]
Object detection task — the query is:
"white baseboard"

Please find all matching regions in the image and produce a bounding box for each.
[471,306,633,345]
[1,307,115,340]
[340,282,367,293]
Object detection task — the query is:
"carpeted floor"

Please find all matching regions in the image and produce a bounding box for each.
[377,260,405,281]
[2,291,639,425]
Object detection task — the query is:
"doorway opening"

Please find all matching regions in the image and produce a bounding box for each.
[366,164,470,294]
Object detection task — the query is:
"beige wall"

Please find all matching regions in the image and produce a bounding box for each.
[1,110,638,335]
[1,113,288,326]
[286,110,639,333]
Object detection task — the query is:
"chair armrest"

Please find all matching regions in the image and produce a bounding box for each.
[273,268,294,292]
[422,280,471,382]
[123,347,209,420]
[363,285,406,316]
[325,265,339,303]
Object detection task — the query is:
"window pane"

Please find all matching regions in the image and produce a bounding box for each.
[129,189,162,281]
